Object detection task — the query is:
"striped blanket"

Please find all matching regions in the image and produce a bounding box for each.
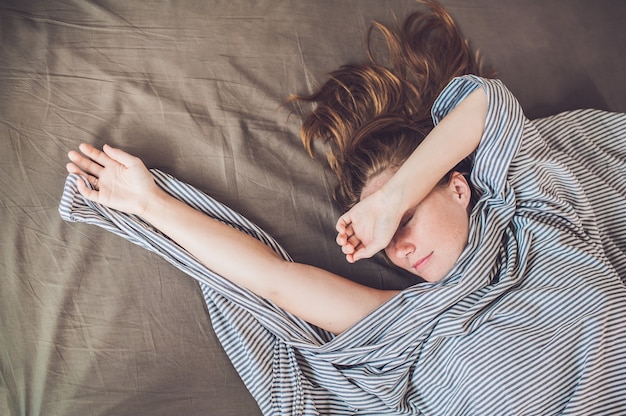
[60,76,626,415]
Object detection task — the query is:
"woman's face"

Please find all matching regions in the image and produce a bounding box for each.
[361,169,471,282]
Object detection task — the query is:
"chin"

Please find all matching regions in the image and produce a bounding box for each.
[421,274,443,283]
[418,265,454,283]
[407,268,440,283]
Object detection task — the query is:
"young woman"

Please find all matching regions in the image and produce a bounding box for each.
[63,1,626,414]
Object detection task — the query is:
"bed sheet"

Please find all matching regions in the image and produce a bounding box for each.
[1,1,625,415]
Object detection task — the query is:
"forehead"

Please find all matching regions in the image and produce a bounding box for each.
[360,169,395,201]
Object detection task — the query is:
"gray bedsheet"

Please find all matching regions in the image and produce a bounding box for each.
[2,1,625,415]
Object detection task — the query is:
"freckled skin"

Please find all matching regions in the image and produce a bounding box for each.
[361,170,471,282]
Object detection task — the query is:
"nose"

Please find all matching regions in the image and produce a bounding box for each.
[386,234,415,261]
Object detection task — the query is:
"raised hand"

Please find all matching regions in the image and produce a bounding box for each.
[335,186,403,263]
[66,143,161,217]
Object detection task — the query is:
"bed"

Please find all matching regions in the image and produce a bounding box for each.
[2,1,625,415]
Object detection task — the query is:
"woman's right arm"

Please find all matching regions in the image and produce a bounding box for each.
[337,87,487,262]
[67,143,397,335]
[138,181,397,335]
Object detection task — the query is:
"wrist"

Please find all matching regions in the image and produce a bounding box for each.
[380,168,422,216]
[137,187,170,220]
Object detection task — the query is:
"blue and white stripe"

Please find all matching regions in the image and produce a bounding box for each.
[60,76,626,415]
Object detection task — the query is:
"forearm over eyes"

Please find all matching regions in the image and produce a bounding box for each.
[385,88,487,210]
[142,190,396,334]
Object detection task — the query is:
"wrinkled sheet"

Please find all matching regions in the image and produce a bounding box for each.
[2,1,626,415]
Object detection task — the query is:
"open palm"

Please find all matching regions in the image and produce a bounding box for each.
[66,143,160,217]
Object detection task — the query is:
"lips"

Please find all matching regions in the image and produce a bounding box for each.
[412,252,433,271]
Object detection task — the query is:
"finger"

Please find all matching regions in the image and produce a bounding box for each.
[68,150,104,176]
[347,233,361,250]
[75,176,100,202]
[102,144,140,167]
[66,162,100,188]
[335,215,351,234]
[352,245,377,262]
[336,231,349,246]
[79,143,116,168]
[352,250,366,262]
[66,161,86,176]
[341,242,355,255]
[336,230,358,248]
[335,220,354,245]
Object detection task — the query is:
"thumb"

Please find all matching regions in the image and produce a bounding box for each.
[352,245,379,262]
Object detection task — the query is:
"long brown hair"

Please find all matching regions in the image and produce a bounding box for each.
[291,0,490,209]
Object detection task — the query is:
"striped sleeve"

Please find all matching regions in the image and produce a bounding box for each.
[431,75,526,199]
[59,170,333,415]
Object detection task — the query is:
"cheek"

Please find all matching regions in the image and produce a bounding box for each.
[443,207,470,247]
[426,199,468,248]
